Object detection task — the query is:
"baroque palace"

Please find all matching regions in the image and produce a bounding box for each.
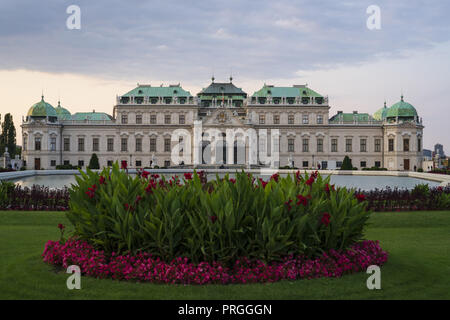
[21,78,424,171]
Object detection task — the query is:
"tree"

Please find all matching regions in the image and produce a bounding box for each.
[88,153,100,169]
[0,113,16,156]
[341,155,353,170]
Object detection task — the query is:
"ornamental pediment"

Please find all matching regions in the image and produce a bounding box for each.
[202,109,246,126]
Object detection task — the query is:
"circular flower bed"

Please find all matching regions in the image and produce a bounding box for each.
[43,238,388,285]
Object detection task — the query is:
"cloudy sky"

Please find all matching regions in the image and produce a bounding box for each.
[0,0,449,150]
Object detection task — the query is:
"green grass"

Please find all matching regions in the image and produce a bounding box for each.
[0,210,449,300]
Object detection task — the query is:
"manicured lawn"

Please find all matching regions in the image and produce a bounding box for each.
[0,210,449,299]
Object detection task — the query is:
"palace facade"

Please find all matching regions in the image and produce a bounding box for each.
[21,79,424,171]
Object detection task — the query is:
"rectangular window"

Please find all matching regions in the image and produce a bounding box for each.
[360,139,367,152]
[121,138,128,152]
[288,115,294,124]
[23,137,27,151]
[92,138,99,152]
[35,137,41,151]
[375,161,381,168]
[121,114,128,124]
[302,114,309,124]
[273,115,280,124]
[417,137,421,152]
[136,114,142,124]
[78,138,84,152]
[164,138,171,152]
[135,160,142,167]
[336,161,342,168]
[345,139,352,152]
[107,138,114,152]
[50,137,56,151]
[50,160,56,167]
[302,161,309,168]
[136,138,142,152]
[64,138,70,151]
[317,114,323,124]
[164,160,170,167]
[360,161,367,168]
[164,114,171,124]
[302,139,309,152]
[331,138,338,152]
[403,139,410,152]
[107,160,113,166]
[259,114,265,124]
[317,138,323,152]
[375,139,381,152]
[63,160,70,165]
[150,138,157,152]
[179,114,185,124]
[389,139,394,152]
[288,138,295,152]
[78,160,84,167]
[150,115,157,124]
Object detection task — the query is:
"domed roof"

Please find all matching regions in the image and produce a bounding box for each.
[386,96,418,118]
[55,101,72,120]
[373,101,388,120]
[27,96,57,117]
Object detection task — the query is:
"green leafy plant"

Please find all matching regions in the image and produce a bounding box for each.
[67,163,371,265]
[341,156,353,170]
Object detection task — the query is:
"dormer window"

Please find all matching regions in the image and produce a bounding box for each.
[138,90,143,94]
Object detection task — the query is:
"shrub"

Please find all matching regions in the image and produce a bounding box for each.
[362,167,388,171]
[417,168,424,172]
[341,156,353,170]
[88,153,100,170]
[67,163,371,265]
[56,164,80,170]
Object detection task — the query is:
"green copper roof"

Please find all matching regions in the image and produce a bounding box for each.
[386,97,418,118]
[329,112,373,123]
[71,112,112,121]
[55,101,72,120]
[373,102,388,121]
[252,85,323,98]
[27,96,57,117]
[198,82,247,97]
[122,85,192,97]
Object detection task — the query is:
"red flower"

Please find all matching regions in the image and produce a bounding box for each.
[296,195,308,206]
[184,173,193,180]
[295,171,303,182]
[229,178,236,184]
[355,193,366,202]
[321,212,331,226]
[57,223,65,230]
[210,215,218,223]
[99,176,106,185]
[135,195,142,203]
[305,177,315,186]
[270,173,279,182]
[284,199,293,211]
[259,178,268,189]
[85,190,95,198]
[145,180,156,194]
[142,170,150,179]
[124,203,134,211]
[121,160,128,170]
[152,174,160,180]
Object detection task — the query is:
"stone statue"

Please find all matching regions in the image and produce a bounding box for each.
[3,147,11,169]
[151,153,156,168]
[288,153,294,168]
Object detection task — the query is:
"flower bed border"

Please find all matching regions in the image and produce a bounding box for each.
[43,239,388,285]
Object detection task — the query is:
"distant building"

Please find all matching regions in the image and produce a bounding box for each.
[434,143,445,158]
[423,149,432,160]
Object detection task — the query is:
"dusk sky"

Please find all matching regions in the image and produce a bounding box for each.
[0,0,449,150]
